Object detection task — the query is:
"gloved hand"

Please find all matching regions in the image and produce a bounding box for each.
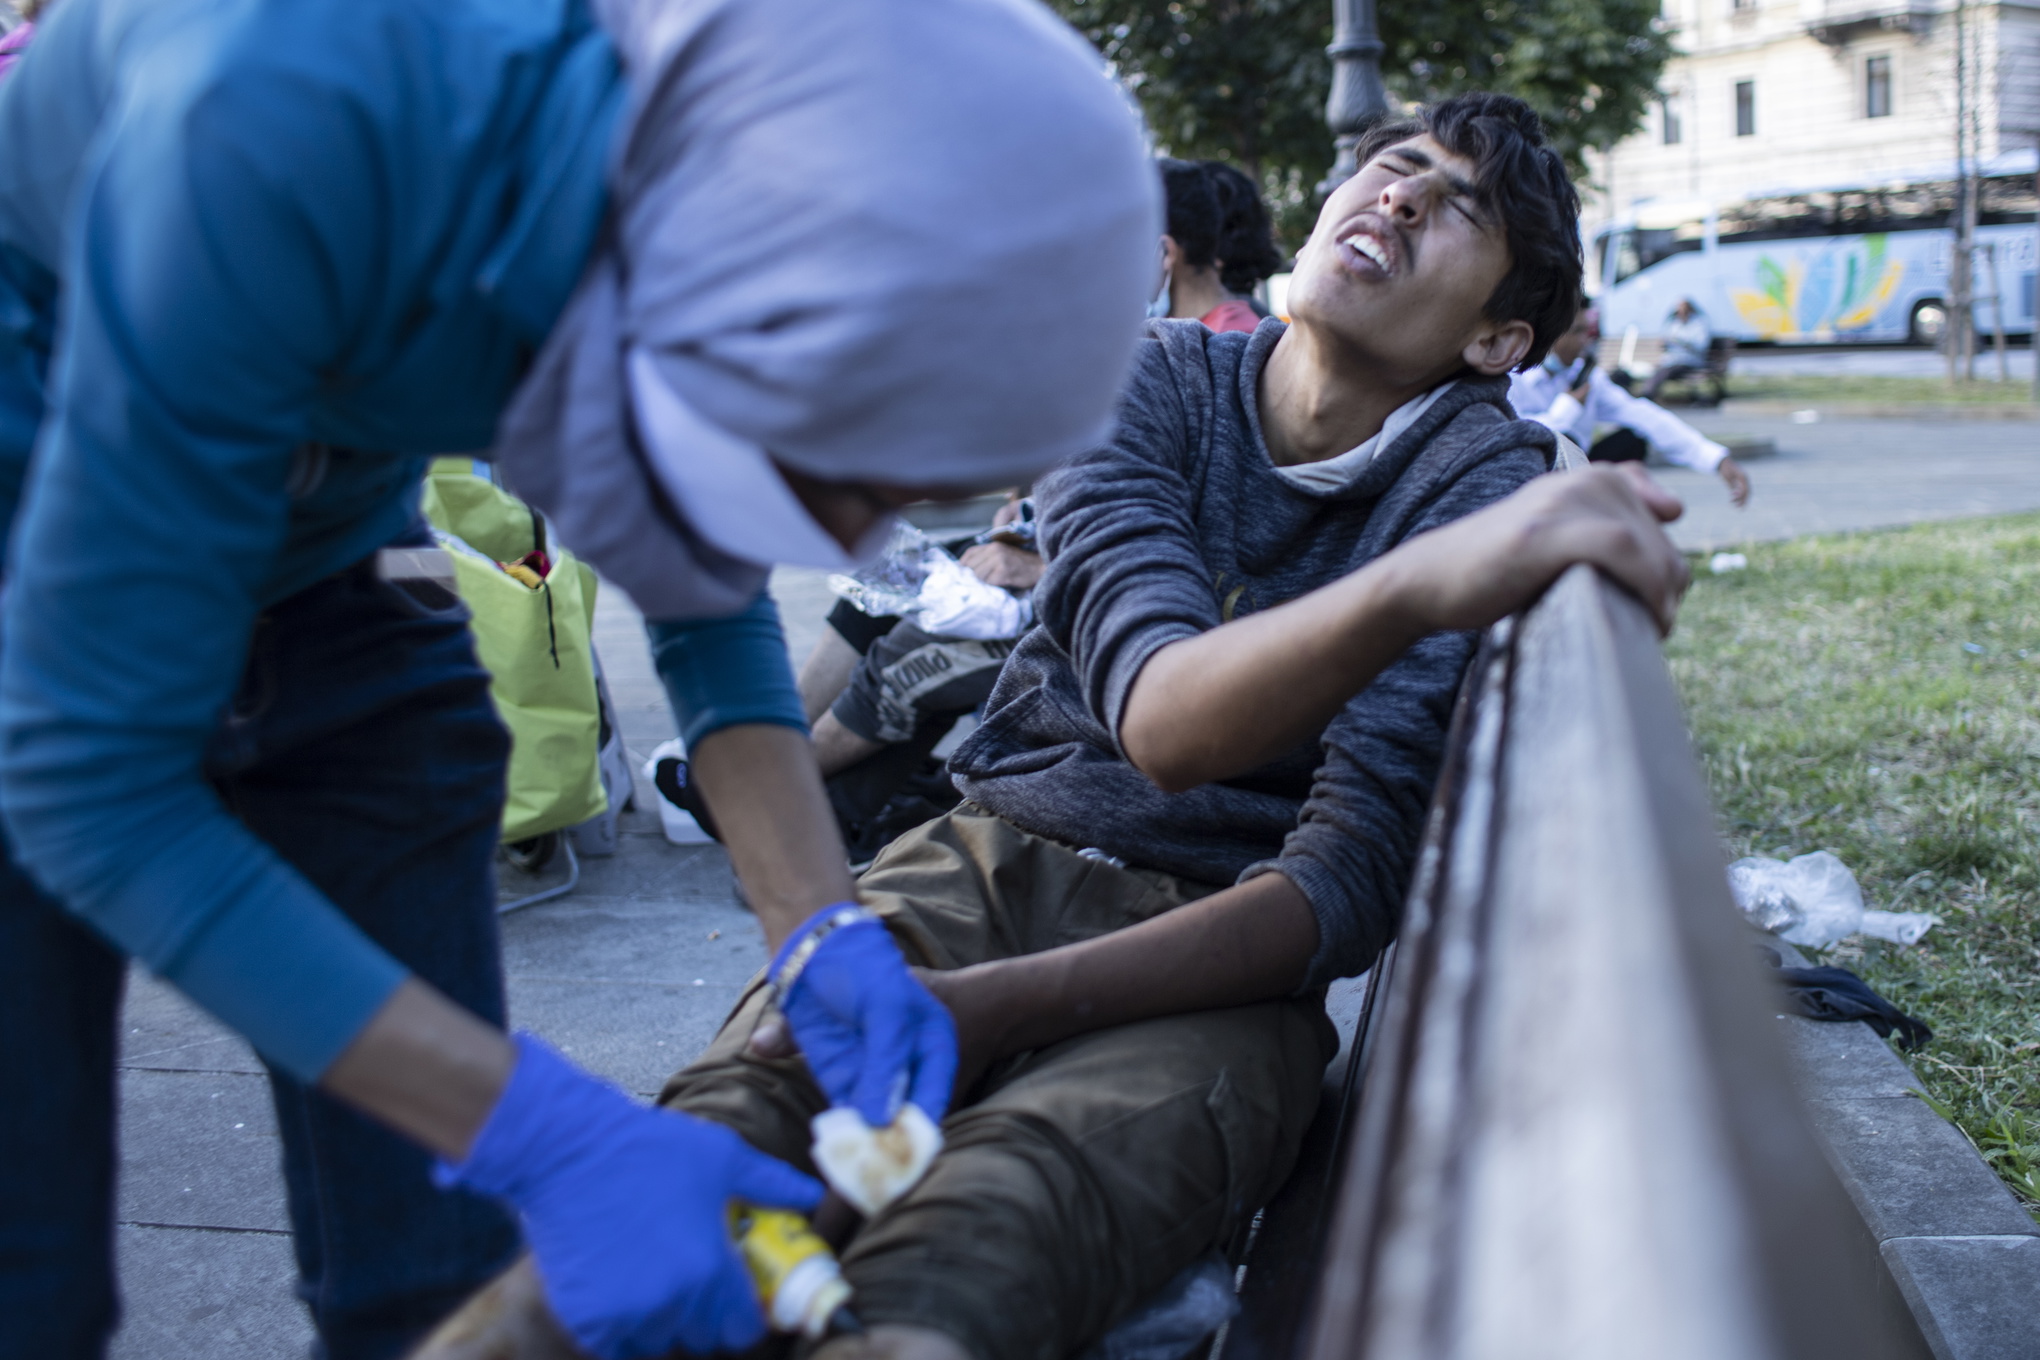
[770,904,958,1124]
[436,1034,822,1360]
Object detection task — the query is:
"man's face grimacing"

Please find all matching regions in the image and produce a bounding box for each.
[1285,135,1534,386]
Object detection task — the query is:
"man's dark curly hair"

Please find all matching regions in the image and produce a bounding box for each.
[1350,92,1582,369]
[1159,159,1285,297]
[1202,163,1285,296]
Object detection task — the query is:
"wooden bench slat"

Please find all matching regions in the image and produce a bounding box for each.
[1223,567,1927,1360]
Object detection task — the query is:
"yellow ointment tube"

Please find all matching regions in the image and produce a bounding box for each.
[728,1203,856,1340]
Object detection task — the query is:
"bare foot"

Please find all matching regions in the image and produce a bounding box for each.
[407,1256,580,1360]
[815,1323,975,1360]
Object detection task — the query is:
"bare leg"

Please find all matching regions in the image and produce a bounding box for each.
[816,1324,975,1360]
[798,630,863,725]
[813,709,886,778]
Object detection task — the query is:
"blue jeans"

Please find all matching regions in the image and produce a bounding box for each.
[0,534,521,1358]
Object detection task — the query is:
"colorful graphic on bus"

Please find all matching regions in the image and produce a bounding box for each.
[1729,234,1905,340]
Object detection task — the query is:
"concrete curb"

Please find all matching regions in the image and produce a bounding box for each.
[1776,948,2040,1359]
[1714,400,2039,421]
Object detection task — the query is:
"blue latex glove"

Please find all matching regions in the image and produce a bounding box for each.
[771,904,958,1124]
[436,1033,823,1360]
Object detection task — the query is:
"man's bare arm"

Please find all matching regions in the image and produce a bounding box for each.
[1121,464,1688,792]
[687,722,857,952]
[921,873,1320,1090]
[752,874,1319,1089]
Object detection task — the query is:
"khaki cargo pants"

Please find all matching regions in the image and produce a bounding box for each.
[658,806,1335,1360]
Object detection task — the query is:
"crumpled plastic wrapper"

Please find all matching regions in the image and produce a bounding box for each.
[827,521,1031,641]
[1726,851,1939,948]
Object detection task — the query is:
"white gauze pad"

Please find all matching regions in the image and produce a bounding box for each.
[809,1106,943,1217]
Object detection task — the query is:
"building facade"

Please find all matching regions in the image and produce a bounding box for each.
[1584,0,2040,240]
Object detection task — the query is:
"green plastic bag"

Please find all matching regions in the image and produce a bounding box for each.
[421,459,607,843]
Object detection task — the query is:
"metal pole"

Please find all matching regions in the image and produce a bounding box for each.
[1962,0,1983,381]
[1983,242,2009,382]
[1318,0,1390,195]
[1947,0,1968,384]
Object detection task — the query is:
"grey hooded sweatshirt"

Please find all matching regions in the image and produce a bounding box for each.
[950,318,1555,987]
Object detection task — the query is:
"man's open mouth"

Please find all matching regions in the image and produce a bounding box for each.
[1333,219,1400,278]
[1342,233,1389,270]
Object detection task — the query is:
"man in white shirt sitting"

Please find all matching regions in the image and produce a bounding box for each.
[1511,305,1751,507]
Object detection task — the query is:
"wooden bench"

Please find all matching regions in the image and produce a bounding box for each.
[1595,332,1736,406]
[1216,556,1929,1360]
[1647,335,1738,406]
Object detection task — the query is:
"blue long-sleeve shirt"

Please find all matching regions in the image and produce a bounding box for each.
[0,0,802,1080]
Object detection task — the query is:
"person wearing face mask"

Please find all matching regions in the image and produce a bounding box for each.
[1150,158,1285,333]
[0,1,1156,1356]
[1509,305,1752,507]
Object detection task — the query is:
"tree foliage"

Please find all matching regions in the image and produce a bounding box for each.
[1051,0,1674,247]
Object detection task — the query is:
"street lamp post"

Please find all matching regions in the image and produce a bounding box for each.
[1319,0,1390,195]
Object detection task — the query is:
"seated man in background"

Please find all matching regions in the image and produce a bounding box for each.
[1643,296,1714,400]
[662,93,1689,1360]
[1511,305,1752,507]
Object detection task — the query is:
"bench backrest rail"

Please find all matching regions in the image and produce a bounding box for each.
[1292,565,1905,1360]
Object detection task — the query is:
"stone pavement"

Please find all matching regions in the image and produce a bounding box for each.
[103,408,2040,1355]
[1643,410,2040,552]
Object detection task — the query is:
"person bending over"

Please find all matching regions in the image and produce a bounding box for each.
[0,1,1154,1354]
[1511,305,1752,507]
[661,93,1688,1360]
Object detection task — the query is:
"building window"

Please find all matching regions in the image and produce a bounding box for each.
[1734,80,1755,136]
[1865,55,1892,117]
[1662,96,1684,145]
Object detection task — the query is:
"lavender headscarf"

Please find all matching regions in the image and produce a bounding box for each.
[494,0,1158,619]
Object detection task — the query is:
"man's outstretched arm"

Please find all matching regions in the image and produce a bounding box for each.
[1590,375,1751,508]
[1120,463,1689,792]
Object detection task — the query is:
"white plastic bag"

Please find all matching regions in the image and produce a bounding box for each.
[827,520,1032,641]
[913,553,1032,639]
[1726,851,1938,947]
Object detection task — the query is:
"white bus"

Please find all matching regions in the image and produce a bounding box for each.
[1592,175,2036,347]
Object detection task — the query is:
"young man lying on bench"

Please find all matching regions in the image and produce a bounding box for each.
[667,92,1688,1360]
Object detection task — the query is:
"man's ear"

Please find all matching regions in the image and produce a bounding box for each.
[1461,319,1535,376]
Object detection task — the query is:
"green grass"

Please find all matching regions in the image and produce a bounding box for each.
[1714,372,2037,407]
[1665,514,2040,1218]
